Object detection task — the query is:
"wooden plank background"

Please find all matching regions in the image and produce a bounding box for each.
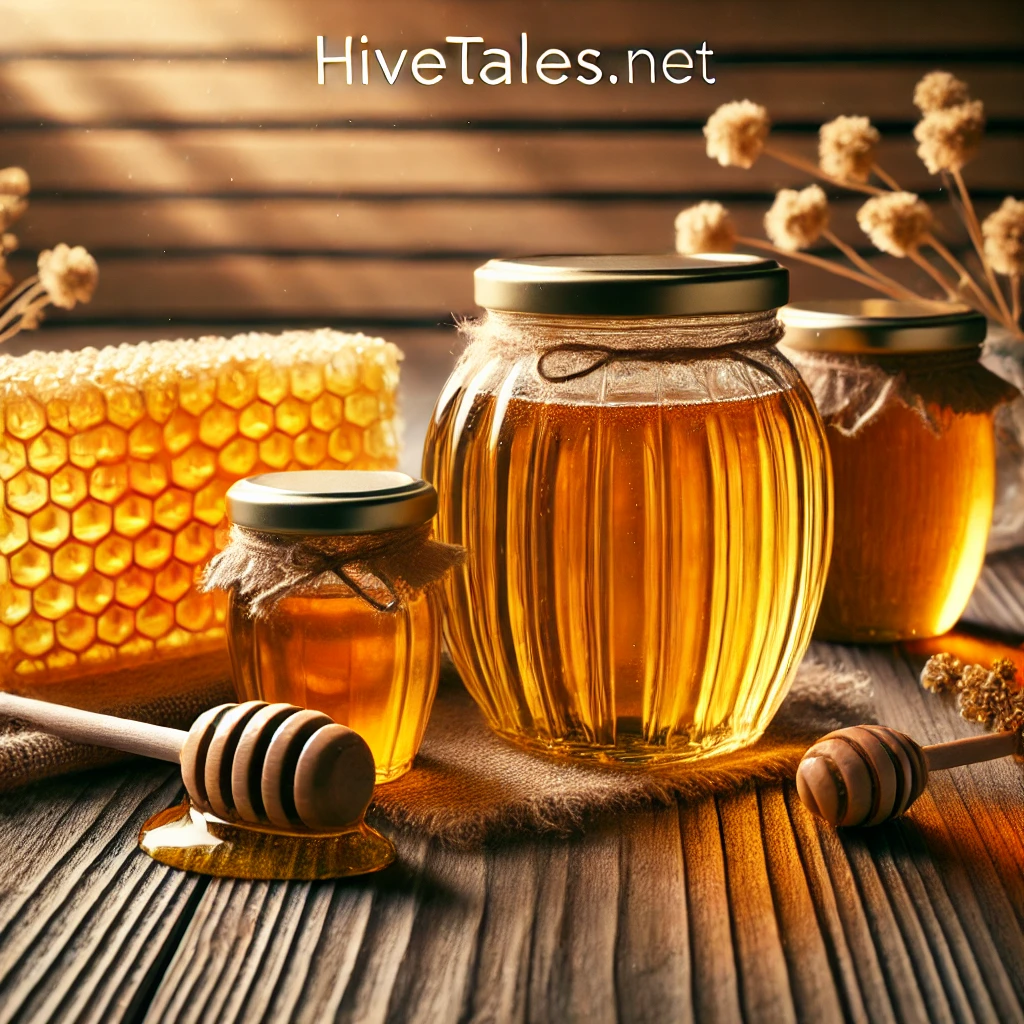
[0,0,1022,331]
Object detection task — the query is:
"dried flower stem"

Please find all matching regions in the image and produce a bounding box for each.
[925,233,1007,323]
[908,248,960,299]
[822,228,924,300]
[763,145,884,197]
[737,234,898,293]
[953,168,1015,324]
[1013,274,1021,325]
[0,277,46,344]
[872,164,902,191]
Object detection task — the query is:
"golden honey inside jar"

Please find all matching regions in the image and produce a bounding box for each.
[211,471,455,782]
[423,254,833,765]
[780,300,1014,643]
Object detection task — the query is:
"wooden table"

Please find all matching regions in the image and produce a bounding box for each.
[2,336,1023,1023]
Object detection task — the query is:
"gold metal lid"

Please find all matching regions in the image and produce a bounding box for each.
[226,471,437,536]
[779,299,987,354]
[474,253,789,317]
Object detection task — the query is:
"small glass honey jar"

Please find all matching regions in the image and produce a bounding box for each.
[423,254,833,765]
[780,299,1016,642]
[204,470,462,782]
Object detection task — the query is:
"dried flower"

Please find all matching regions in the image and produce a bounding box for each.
[1,233,17,254]
[920,652,964,693]
[37,244,99,309]
[0,166,29,198]
[982,197,1024,277]
[819,116,880,183]
[703,100,770,169]
[674,202,737,254]
[0,194,27,232]
[857,192,933,257]
[763,185,829,251]
[914,100,985,174]
[956,658,1024,731]
[913,71,970,114]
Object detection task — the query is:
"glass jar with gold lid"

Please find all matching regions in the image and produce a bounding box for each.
[423,254,832,765]
[780,299,1016,642]
[204,470,461,782]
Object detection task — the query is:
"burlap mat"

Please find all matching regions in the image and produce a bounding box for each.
[1,654,871,848]
[368,656,872,846]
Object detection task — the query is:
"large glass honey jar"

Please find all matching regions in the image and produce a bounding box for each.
[780,300,1015,643]
[423,255,833,764]
[207,471,460,782]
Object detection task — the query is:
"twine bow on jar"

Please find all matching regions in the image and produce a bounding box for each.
[202,523,465,618]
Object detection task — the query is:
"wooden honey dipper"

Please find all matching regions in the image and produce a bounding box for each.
[796,724,1021,827]
[0,693,376,832]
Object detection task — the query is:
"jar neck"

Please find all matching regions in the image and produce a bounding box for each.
[467,309,784,354]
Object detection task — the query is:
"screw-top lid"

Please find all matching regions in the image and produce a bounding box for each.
[474,253,789,317]
[779,299,987,354]
[226,471,437,536]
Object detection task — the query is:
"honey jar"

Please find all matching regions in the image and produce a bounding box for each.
[423,254,833,765]
[780,300,1016,642]
[205,470,463,782]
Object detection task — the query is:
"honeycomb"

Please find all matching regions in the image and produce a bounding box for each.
[0,329,401,685]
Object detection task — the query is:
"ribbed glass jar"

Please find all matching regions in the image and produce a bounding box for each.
[423,255,832,765]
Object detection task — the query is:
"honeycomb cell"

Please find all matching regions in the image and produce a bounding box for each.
[56,612,96,653]
[14,616,54,657]
[119,636,155,660]
[76,572,115,614]
[80,643,116,666]
[364,421,398,461]
[68,387,106,430]
[27,430,68,474]
[98,604,135,645]
[128,459,169,497]
[199,404,237,448]
[218,438,257,476]
[274,397,310,437]
[155,560,193,601]
[238,401,274,440]
[179,377,217,416]
[29,506,71,549]
[33,579,75,620]
[116,566,154,608]
[258,433,292,469]
[72,500,114,543]
[294,430,328,467]
[175,590,213,631]
[310,393,343,431]
[135,528,173,570]
[193,480,229,526]
[128,419,163,459]
[256,366,288,406]
[46,398,72,435]
[361,349,398,392]
[154,489,192,530]
[50,466,88,510]
[174,522,213,565]
[11,545,50,587]
[0,511,28,555]
[163,409,198,457]
[328,424,362,464]
[345,392,379,428]
[144,383,178,424]
[0,623,12,655]
[0,435,27,480]
[68,433,97,470]
[7,469,49,514]
[14,658,45,676]
[96,534,133,576]
[89,464,129,504]
[156,627,192,653]
[136,596,175,639]
[290,364,324,402]
[5,395,46,440]
[326,350,360,396]
[106,388,146,429]
[171,445,216,490]
[0,584,31,626]
[114,495,153,538]
[218,368,257,409]
[89,425,128,464]
[46,649,77,672]
[53,542,93,582]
